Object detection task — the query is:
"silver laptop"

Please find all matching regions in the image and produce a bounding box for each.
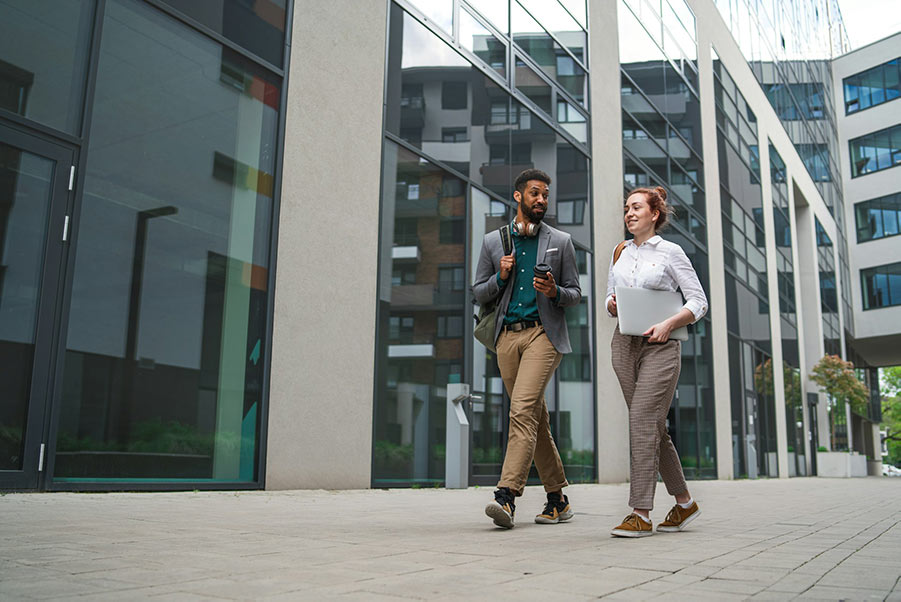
[615,286,689,341]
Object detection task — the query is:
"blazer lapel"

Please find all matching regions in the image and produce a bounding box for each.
[537,224,550,262]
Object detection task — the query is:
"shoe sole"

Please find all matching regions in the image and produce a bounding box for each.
[485,502,514,529]
[534,508,575,524]
[657,508,701,532]
[611,528,654,537]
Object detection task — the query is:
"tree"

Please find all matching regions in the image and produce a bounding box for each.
[754,358,802,409]
[810,355,869,449]
[881,366,901,467]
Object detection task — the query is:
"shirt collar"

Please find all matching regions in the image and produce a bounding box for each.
[627,235,663,248]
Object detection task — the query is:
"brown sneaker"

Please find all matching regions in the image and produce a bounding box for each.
[611,513,654,537]
[657,501,700,532]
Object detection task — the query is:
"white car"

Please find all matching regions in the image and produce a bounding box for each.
[882,464,901,477]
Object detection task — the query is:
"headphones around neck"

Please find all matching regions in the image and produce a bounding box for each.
[513,220,539,237]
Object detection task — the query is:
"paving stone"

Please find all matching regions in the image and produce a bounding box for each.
[0,479,898,600]
[795,585,889,600]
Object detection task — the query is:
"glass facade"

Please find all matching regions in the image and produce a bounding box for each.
[715,0,854,344]
[713,56,779,478]
[0,0,95,135]
[855,192,901,243]
[843,57,901,114]
[770,144,805,476]
[374,0,594,487]
[0,0,286,487]
[816,218,841,356]
[619,0,716,478]
[849,124,901,178]
[861,262,901,310]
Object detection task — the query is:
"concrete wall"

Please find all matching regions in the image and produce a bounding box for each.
[265,0,388,489]
[832,33,901,363]
[591,1,630,484]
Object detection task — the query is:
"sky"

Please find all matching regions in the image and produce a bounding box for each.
[836,0,901,49]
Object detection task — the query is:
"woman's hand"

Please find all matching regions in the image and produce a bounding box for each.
[607,294,617,316]
[643,318,675,343]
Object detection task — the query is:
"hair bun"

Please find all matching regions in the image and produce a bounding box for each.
[654,186,667,201]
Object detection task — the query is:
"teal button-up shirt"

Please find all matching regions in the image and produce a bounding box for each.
[497,227,559,324]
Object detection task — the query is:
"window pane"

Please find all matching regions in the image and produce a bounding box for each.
[0,143,55,470]
[885,60,900,101]
[55,0,279,482]
[0,0,93,134]
[385,6,514,198]
[519,0,586,63]
[557,99,587,144]
[159,0,286,67]
[466,0,508,34]
[515,57,552,115]
[374,140,466,485]
[559,0,587,29]
[512,1,586,104]
[459,8,506,77]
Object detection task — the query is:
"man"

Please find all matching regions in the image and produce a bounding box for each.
[472,168,582,529]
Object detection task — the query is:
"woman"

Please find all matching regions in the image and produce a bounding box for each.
[605,186,708,537]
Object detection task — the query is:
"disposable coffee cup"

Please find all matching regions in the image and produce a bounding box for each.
[533,263,552,279]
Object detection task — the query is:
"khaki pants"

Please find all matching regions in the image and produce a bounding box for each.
[611,327,688,510]
[496,326,568,496]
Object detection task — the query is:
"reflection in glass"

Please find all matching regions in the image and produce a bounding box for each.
[519,0,586,62]
[511,1,586,104]
[466,0,509,34]
[855,192,901,243]
[405,0,453,35]
[459,8,506,77]
[386,7,513,198]
[515,57,552,115]
[470,188,512,481]
[55,0,278,482]
[159,0,287,67]
[381,3,594,486]
[557,99,587,144]
[558,247,594,481]
[843,57,900,114]
[374,140,466,485]
[0,0,93,134]
[559,0,587,30]
[0,143,53,470]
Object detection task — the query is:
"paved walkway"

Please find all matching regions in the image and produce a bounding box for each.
[1,478,900,600]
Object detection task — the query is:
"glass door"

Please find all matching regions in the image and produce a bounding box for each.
[0,123,73,489]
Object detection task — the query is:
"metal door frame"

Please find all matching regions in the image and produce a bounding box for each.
[0,121,76,490]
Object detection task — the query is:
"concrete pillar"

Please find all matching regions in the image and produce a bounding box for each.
[265,0,388,489]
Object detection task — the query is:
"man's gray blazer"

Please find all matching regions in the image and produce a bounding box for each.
[472,223,582,354]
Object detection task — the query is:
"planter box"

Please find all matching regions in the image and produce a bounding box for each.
[816,451,868,477]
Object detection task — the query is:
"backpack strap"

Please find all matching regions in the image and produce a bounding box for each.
[613,240,628,264]
[499,224,513,256]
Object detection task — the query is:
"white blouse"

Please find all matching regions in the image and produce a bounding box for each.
[605,235,708,322]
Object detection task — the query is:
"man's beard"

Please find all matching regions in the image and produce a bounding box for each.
[524,203,545,224]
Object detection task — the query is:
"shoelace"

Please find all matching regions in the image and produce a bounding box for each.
[542,499,560,515]
[622,513,648,528]
[664,506,682,523]
[495,494,515,511]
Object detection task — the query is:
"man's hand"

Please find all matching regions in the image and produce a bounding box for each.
[534,271,557,298]
[499,253,515,280]
[607,294,617,316]
[643,319,675,343]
